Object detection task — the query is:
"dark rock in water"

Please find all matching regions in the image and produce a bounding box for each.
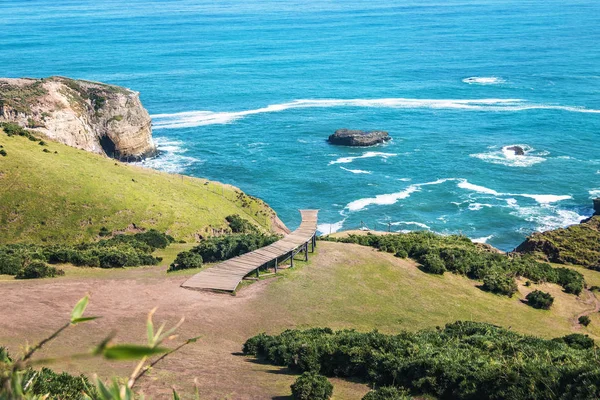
[328,129,391,146]
[506,145,525,156]
[594,198,600,216]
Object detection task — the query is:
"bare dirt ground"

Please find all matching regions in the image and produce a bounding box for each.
[0,251,368,399]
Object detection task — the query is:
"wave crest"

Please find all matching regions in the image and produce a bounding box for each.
[151,98,600,129]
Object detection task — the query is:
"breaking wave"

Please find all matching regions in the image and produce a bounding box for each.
[329,152,397,165]
[345,178,572,212]
[133,137,202,174]
[340,167,372,174]
[471,145,547,167]
[462,76,505,85]
[151,98,600,129]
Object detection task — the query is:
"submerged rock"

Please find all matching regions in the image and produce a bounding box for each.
[594,198,600,216]
[0,76,156,161]
[328,129,391,147]
[506,145,525,156]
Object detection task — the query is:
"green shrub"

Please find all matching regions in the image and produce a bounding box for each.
[98,226,111,237]
[15,261,64,279]
[290,372,333,400]
[419,253,446,275]
[244,321,600,400]
[363,387,412,400]
[24,367,92,400]
[322,232,584,297]
[168,251,203,272]
[190,233,279,263]
[526,290,554,309]
[579,315,591,327]
[482,271,518,297]
[0,254,24,275]
[553,334,595,350]
[394,250,408,258]
[226,214,257,233]
[0,149,6,157]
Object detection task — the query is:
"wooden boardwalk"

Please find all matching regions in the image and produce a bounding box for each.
[181,210,319,292]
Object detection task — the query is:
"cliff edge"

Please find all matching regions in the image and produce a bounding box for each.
[0,76,156,160]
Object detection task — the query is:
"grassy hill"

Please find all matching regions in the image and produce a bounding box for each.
[0,127,280,244]
[2,241,599,398]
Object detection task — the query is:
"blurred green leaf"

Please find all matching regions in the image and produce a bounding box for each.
[186,336,201,344]
[172,388,181,400]
[103,345,168,360]
[70,295,89,323]
[71,316,99,325]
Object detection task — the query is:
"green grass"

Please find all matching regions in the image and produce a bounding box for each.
[0,129,278,244]
[252,242,598,340]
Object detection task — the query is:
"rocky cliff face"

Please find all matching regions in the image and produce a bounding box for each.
[0,76,156,160]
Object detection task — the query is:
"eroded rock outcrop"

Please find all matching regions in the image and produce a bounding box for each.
[0,76,156,160]
[328,129,391,146]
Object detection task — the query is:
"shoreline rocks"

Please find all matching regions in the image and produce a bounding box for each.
[0,76,156,161]
[328,129,391,147]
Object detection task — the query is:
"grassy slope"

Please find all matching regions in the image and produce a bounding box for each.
[0,129,277,243]
[2,242,598,399]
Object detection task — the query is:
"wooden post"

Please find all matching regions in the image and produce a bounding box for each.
[256,267,260,278]
[291,251,294,268]
[304,242,308,261]
[274,257,278,273]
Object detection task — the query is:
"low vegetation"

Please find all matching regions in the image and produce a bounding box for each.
[0,230,173,278]
[0,128,277,243]
[579,315,591,327]
[244,321,600,400]
[516,216,600,269]
[321,232,585,296]
[526,290,555,310]
[290,372,333,400]
[185,233,280,263]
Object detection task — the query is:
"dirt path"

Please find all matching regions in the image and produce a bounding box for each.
[572,288,600,330]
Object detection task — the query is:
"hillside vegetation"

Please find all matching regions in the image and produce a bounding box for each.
[516,216,600,269]
[0,127,279,244]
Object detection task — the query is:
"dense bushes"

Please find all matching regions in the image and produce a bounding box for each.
[322,232,585,296]
[553,333,595,350]
[362,387,412,400]
[168,251,203,272]
[290,372,333,400]
[15,261,64,279]
[226,214,257,233]
[24,367,92,399]
[482,270,518,296]
[526,290,554,309]
[244,321,600,400]
[188,233,279,263]
[0,230,173,278]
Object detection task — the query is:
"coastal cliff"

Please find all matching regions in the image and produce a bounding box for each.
[0,76,156,160]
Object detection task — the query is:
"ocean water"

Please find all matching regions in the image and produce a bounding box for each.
[2,0,600,250]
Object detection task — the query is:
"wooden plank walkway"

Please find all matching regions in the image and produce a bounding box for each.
[181,210,319,292]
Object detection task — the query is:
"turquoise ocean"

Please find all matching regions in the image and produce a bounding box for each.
[2,0,600,250]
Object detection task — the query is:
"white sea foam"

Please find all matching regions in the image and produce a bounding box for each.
[471,145,547,167]
[462,77,505,85]
[457,180,501,196]
[589,189,600,198]
[151,98,600,129]
[390,221,431,230]
[456,179,572,204]
[340,167,372,174]
[471,235,494,244]
[133,137,201,174]
[345,178,453,211]
[329,152,397,165]
[317,220,345,235]
[511,206,586,233]
[468,203,493,211]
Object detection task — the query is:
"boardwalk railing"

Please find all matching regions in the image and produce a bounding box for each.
[181,210,319,292]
